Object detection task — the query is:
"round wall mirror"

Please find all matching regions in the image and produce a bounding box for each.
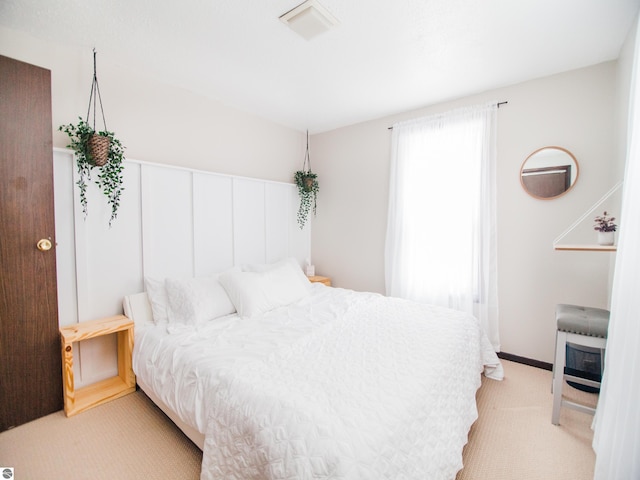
[520,146,579,199]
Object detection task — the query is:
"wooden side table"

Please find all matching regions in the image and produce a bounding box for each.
[308,275,331,286]
[59,315,136,417]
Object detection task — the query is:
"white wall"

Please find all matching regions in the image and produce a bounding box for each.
[0,26,306,385]
[0,26,305,182]
[312,62,624,363]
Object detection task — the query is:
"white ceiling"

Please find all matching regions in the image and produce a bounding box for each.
[1,0,639,133]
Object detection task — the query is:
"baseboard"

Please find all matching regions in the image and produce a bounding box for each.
[498,352,553,371]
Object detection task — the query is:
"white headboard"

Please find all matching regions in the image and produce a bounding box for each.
[54,148,310,327]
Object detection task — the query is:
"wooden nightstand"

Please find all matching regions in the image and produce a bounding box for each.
[308,275,331,286]
[59,315,136,417]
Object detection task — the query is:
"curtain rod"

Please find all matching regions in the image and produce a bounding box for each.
[387,101,508,130]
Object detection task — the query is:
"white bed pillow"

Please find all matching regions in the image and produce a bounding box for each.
[220,260,310,318]
[243,257,309,280]
[144,276,170,324]
[165,274,237,326]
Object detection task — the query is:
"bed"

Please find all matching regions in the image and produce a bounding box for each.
[123,258,503,480]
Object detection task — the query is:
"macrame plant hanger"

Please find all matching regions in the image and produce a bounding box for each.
[302,130,314,190]
[86,48,110,166]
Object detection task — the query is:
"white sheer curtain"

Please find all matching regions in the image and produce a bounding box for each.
[592,21,640,479]
[385,103,500,350]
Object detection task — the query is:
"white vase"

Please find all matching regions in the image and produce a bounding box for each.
[597,231,615,246]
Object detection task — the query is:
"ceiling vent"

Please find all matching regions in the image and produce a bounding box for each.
[279,0,340,40]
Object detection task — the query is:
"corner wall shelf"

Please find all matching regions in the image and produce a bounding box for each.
[553,181,622,252]
[554,244,616,252]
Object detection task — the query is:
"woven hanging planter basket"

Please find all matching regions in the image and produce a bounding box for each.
[88,134,110,166]
[303,175,315,192]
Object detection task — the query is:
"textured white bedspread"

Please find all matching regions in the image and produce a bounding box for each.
[133,284,502,480]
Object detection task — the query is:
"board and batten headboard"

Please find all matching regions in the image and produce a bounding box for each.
[53,148,310,385]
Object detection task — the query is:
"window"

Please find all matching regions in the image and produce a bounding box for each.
[385,103,499,349]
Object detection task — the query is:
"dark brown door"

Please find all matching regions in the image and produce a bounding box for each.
[0,55,62,431]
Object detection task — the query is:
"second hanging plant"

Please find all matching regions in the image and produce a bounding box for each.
[295,131,319,229]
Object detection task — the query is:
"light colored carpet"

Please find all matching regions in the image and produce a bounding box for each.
[0,389,202,479]
[456,360,596,480]
[0,360,596,479]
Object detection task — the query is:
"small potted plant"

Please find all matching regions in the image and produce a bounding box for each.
[593,211,617,245]
[59,117,125,227]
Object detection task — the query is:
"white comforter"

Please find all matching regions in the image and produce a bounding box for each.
[134,284,502,480]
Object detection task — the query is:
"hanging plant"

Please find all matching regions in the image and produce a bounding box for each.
[295,170,318,228]
[294,131,319,229]
[59,50,125,227]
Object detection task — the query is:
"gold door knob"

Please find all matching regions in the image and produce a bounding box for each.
[37,238,52,251]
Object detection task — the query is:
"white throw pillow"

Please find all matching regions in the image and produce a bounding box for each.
[144,276,170,324]
[165,275,236,326]
[220,260,310,318]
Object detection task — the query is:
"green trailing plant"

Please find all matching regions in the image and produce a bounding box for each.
[295,170,318,229]
[295,130,319,229]
[59,117,125,227]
